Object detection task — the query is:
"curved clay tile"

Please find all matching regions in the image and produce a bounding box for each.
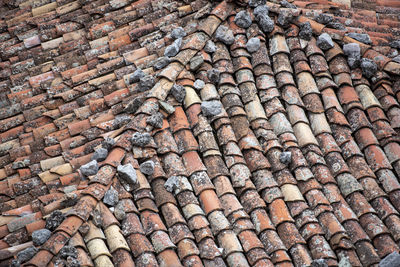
[0,0,400,266]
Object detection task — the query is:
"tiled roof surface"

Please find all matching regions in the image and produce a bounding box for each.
[0,0,400,266]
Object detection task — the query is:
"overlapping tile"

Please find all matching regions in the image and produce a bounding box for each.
[0,0,400,266]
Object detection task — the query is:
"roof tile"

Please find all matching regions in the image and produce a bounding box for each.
[1,0,400,265]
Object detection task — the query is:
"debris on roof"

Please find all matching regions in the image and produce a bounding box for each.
[1,0,400,266]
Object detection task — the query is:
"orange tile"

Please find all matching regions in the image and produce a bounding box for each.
[102,147,125,167]
[0,225,9,239]
[128,24,155,42]
[182,151,206,176]
[174,129,199,152]
[238,230,264,252]
[26,219,46,235]
[211,0,233,21]
[268,199,294,226]
[169,106,190,133]
[0,240,9,250]
[68,119,90,136]
[141,210,167,235]
[61,65,88,80]
[27,249,54,267]
[28,71,54,88]
[127,233,155,257]
[199,189,222,214]
[2,204,33,216]
[57,215,83,236]
[185,103,201,128]
[97,202,119,228]
[89,21,115,39]
[157,248,182,266]
[104,88,130,106]
[42,231,70,255]
[109,34,131,51]
[182,255,203,267]
[177,238,200,260]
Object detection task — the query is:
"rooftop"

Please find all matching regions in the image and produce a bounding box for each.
[0,0,400,266]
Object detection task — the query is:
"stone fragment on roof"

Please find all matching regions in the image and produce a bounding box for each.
[17,246,37,264]
[80,160,99,176]
[147,112,163,129]
[92,147,108,162]
[215,25,234,45]
[281,0,297,9]
[317,33,334,50]
[346,32,372,45]
[171,84,186,103]
[207,69,221,84]
[299,22,312,40]
[360,58,378,78]
[117,164,138,189]
[109,0,129,8]
[59,245,78,260]
[379,251,400,267]
[114,202,126,220]
[103,137,116,151]
[154,57,171,70]
[389,49,398,58]
[393,56,400,63]
[343,43,361,69]
[32,229,51,246]
[204,40,217,53]
[234,10,252,29]
[254,4,268,17]
[104,186,119,206]
[254,5,274,33]
[131,68,145,83]
[91,208,102,227]
[46,210,66,231]
[138,75,155,92]
[390,40,400,49]
[159,100,175,114]
[311,259,328,267]
[259,16,275,33]
[79,223,89,235]
[277,9,295,28]
[246,37,261,53]
[140,160,155,175]
[339,257,352,267]
[171,27,187,39]
[315,13,333,25]
[131,132,151,147]
[62,192,79,207]
[328,20,345,30]
[12,158,30,169]
[201,100,223,117]
[164,175,193,195]
[164,38,182,57]
[249,0,266,7]
[279,151,292,164]
[124,96,145,114]
[114,114,131,128]
[194,79,205,90]
[190,55,204,71]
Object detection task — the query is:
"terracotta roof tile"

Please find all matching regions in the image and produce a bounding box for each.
[2,0,400,265]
